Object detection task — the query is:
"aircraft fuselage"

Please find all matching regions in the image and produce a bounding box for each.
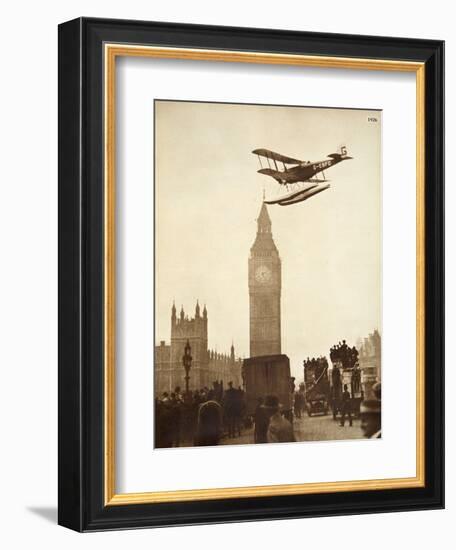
[280,156,345,184]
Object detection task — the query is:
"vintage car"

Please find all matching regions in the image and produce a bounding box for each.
[305,393,329,417]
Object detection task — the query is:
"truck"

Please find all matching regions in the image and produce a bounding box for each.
[329,363,364,420]
[329,341,363,419]
[303,357,330,416]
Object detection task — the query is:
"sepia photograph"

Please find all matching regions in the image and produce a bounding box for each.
[154,100,382,449]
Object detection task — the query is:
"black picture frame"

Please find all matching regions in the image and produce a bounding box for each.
[58,17,444,531]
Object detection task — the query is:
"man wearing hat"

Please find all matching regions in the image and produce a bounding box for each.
[223,381,237,438]
[254,397,270,444]
[265,395,296,444]
[340,384,353,427]
[360,383,381,439]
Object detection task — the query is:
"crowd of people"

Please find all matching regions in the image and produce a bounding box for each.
[329,340,359,369]
[155,377,381,448]
[155,380,298,447]
[155,381,247,448]
[303,356,329,379]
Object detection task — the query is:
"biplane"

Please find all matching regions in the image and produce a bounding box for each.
[252,145,353,206]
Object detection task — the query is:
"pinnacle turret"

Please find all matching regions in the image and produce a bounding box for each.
[250,201,278,255]
[257,202,272,234]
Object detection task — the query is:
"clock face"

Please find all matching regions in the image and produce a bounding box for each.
[255,265,272,283]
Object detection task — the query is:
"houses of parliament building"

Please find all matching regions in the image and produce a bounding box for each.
[154,302,243,394]
[154,202,282,395]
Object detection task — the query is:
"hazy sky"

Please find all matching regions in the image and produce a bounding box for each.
[155,100,381,379]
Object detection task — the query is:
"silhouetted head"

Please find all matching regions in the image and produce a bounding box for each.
[360,399,381,438]
[264,395,280,413]
[372,382,381,400]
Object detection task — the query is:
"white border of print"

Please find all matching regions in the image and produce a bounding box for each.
[115,57,416,494]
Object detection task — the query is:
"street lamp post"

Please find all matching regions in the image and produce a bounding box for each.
[182,339,192,396]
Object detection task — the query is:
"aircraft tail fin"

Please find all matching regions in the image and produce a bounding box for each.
[328,145,353,160]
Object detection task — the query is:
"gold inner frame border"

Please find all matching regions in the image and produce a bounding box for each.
[103,44,425,505]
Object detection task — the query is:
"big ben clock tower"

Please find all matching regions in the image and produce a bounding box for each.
[248,202,281,357]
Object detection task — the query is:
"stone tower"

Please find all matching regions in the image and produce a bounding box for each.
[170,301,209,389]
[248,202,281,357]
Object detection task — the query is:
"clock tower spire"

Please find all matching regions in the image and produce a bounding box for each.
[248,202,281,357]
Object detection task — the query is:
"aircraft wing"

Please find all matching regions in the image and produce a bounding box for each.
[252,148,302,165]
[257,168,280,176]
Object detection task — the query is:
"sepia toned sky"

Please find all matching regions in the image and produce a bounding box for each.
[155,100,381,379]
